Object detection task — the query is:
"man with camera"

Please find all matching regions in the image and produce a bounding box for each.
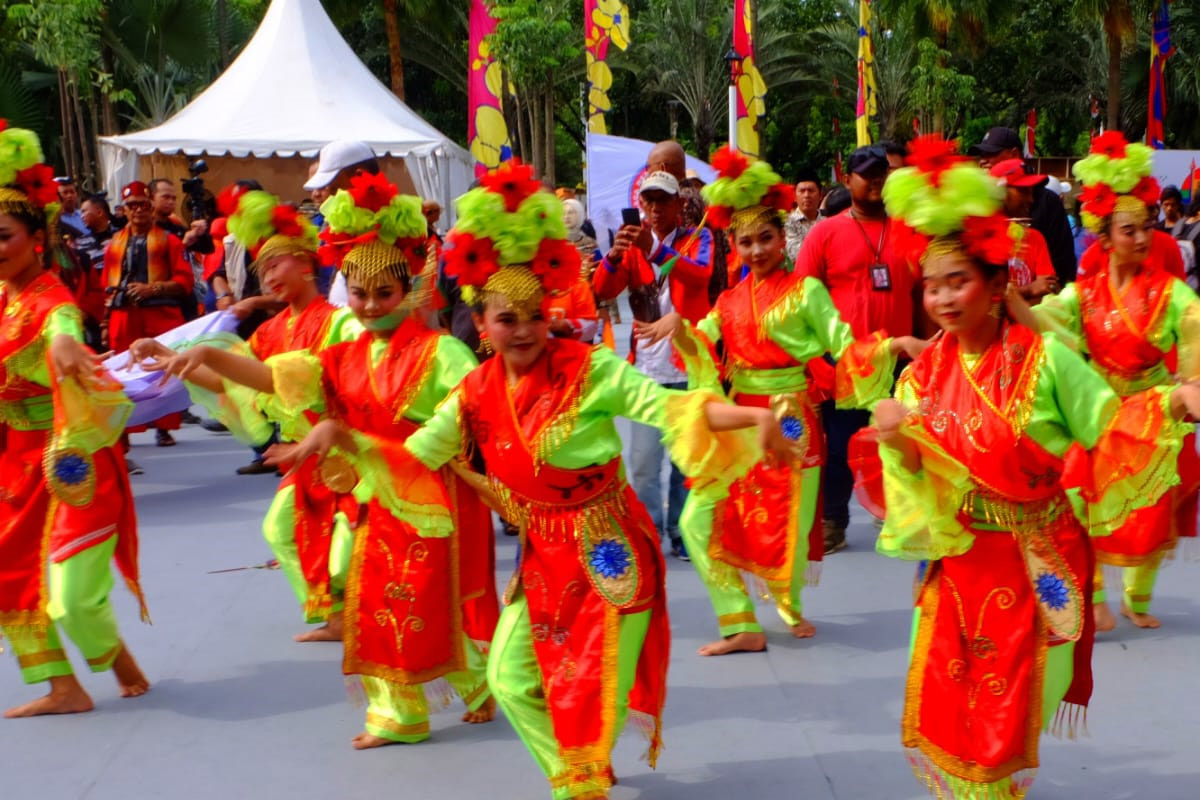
[593,161,715,561]
[102,181,195,447]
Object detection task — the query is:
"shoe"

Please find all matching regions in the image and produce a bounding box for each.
[822,520,848,555]
[670,540,690,562]
[181,410,202,425]
[201,419,229,433]
[236,459,276,475]
[156,430,176,447]
[126,458,145,476]
[501,520,520,537]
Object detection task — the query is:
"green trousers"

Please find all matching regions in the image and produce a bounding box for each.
[2,536,122,683]
[261,484,353,623]
[361,634,491,743]
[679,465,820,636]
[488,591,649,800]
[1093,556,1163,614]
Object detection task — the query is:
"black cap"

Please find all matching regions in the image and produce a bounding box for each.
[847,145,889,175]
[967,127,1021,156]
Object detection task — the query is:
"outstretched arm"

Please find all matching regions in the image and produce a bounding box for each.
[140,344,274,395]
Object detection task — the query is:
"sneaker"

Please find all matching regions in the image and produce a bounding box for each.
[156,430,176,447]
[127,458,145,476]
[236,459,276,475]
[181,410,202,424]
[670,539,690,561]
[201,419,229,433]
[501,520,520,537]
[822,520,848,555]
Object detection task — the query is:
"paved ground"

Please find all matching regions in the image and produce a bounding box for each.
[5,396,1200,799]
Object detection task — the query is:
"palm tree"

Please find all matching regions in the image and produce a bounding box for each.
[1072,0,1150,133]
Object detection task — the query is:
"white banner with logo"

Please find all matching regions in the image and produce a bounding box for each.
[585,133,716,249]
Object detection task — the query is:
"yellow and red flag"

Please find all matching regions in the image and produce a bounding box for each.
[855,0,878,147]
[468,0,512,177]
[586,1,631,134]
[733,0,766,159]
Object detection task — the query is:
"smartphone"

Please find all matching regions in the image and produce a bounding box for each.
[620,207,642,227]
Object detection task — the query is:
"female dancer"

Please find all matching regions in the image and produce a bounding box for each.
[0,124,149,717]
[140,174,498,748]
[283,161,791,799]
[132,191,362,641]
[645,148,926,655]
[869,136,1200,800]
[1037,132,1200,630]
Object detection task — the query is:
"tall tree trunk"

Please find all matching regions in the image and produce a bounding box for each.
[1106,28,1122,132]
[933,34,948,134]
[696,99,712,162]
[99,45,119,134]
[529,90,543,180]
[216,0,230,68]
[71,79,94,184]
[57,68,78,179]
[383,0,406,101]
[543,82,555,186]
[514,92,531,163]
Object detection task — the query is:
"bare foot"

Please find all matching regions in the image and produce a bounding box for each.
[4,675,94,718]
[462,695,496,724]
[1093,602,1117,633]
[352,732,400,750]
[698,631,767,656]
[790,618,817,639]
[1121,602,1161,629]
[111,644,150,697]
[295,610,343,642]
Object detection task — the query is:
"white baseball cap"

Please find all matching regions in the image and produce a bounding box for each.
[304,140,377,191]
[639,171,680,196]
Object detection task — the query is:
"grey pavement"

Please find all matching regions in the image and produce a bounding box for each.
[5,410,1200,798]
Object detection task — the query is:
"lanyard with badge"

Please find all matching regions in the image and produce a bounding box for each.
[850,210,891,291]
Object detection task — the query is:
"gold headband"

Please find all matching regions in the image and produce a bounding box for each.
[729,204,783,234]
[920,236,967,267]
[341,239,410,291]
[478,266,544,321]
[252,233,317,272]
[0,187,38,219]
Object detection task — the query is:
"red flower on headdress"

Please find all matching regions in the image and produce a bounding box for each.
[318,229,377,269]
[959,214,1014,266]
[1090,131,1128,160]
[890,221,932,275]
[0,119,8,133]
[906,135,962,186]
[1078,183,1118,218]
[706,204,733,229]
[760,183,795,213]
[348,171,398,213]
[1130,176,1161,207]
[711,147,749,180]
[217,183,249,218]
[442,231,500,288]
[530,238,581,294]
[16,164,57,207]
[480,160,541,212]
[271,204,303,237]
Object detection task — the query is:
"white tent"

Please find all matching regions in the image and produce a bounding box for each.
[98,0,472,221]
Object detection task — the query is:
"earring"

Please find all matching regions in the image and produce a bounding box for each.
[479,331,493,356]
[989,293,1004,319]
[34,245,44,255]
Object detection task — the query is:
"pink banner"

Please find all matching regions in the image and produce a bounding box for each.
[733,0,765,158]
[468,0,511,177]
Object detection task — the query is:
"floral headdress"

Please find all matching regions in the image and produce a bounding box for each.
[226,190,318,270]
[1071,132,1158,234]
[882,134,1013,269]
[0,120,60,226]
[699,146,794,232]
[317,172,428,291]
[442,160,581,317]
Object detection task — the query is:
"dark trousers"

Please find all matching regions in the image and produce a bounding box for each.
[820,402,871,529]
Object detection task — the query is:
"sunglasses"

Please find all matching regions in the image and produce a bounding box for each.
[124,200,151,209]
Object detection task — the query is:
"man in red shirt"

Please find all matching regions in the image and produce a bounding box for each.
[988,159,1059,301]
[795,144,920,554]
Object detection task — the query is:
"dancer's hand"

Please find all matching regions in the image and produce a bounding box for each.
[141,345,209,383]
[1004,283,1040,331]
[890,333,938,361]
[757,409,797,465]
[1170,382,1200,421]
[874,399,910,444]
[128,337,172,367]
[262,442,298,472]
[633,311,682,345]
[272,419,342,470]
[49,334,109,389]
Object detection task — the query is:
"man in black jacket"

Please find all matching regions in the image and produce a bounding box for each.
[969,126,1077,283]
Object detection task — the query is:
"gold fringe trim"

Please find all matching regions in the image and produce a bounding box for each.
[1048,702,1089,741]
[907,749,1036,800]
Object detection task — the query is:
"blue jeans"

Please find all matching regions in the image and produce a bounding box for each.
[627,381,688,544]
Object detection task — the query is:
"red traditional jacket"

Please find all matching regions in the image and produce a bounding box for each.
[101,226,194,296]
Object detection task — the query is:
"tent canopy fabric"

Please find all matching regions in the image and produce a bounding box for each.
[98,0,472,215]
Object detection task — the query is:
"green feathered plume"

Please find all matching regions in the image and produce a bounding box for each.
[701,160,782,210]
[452,186,569,265]
[0,126,44,186]
[883,162,1002,236]
[227,191,278,248]
[320,190,376,236]
[1072,142,1153,194]
[376,194,426,244]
